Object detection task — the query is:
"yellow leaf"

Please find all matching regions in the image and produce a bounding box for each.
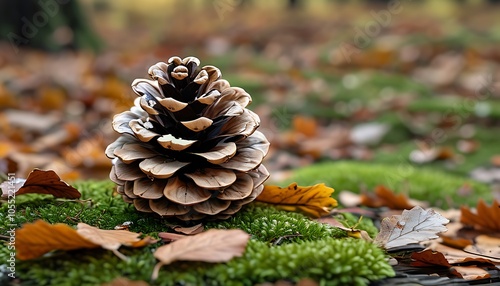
[256,183,337,218]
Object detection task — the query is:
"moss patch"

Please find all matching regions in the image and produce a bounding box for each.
[0,180,394,285]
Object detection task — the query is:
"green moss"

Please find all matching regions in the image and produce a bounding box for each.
[8,238,392,286]
[0,180,394,285]
[282,161,491,209]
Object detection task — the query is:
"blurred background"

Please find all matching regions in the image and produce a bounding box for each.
[0,0,499,193]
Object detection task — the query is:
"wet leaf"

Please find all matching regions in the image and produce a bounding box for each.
[256,183,337,218]
[460,200,500,232]
[375,206,449,250]
[17,169,81,199]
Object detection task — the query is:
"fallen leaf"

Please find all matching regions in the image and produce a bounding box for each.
[360,185,414,210]
[16,220,98,260]
[428,242,500,264]
[440,235,473,249]
[464,235,500,260]
[460,200,500,232]
[17,169,81,199]
[374,206,449,250]
[450,266,491,280]
[76,223,152,250]
[154,229,249,264]
[411,249,452,267]
[152,229,249,280]
[256,183,337,218]
[158,232,188,242]
[16,220,155,260]
[172,223,204,235]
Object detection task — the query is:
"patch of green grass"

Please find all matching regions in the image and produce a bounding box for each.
[282,161,492,209]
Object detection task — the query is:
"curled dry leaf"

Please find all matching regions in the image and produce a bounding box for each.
[256,183,337,218]
[152,229,250,280]
[16,220,155,260]
[374,206,449,250]
[17,169,81,199]
[460,199,500,232]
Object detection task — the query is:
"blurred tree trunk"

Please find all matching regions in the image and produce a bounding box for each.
[0,0,102,53]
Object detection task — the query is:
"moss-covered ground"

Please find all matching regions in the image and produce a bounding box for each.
[0,159,492,285]
[0,179,394,286]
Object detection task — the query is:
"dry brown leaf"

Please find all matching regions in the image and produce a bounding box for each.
[411,249,452,267]
[152,229,249,280]
[450,266,491,280]
[16,220,99,260]
[16,220,155,260]
[464,235,500,260]
[428,243,500,264]
[460,200,500,232]
[173,223,204,235]
[360,185,414,210]
[256,183,337,218]
[374,206,449,250]
[17,169,81,199]
[158,232,188,242]
[76,223,153,250]
[440,235,473,249]
[154,229,249,264]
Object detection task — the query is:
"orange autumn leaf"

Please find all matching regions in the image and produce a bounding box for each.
[460,200,500,232]
[16,220,155,260]
[16,220,98,260]
[360,185,414,210]
[17,169,81,199]
[256,183,337,218]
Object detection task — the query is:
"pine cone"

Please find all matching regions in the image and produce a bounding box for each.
[106,56,270,220]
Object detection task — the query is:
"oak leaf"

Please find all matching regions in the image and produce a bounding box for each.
[17,169,81,199]
[16,220,155,260]
[152,229,249,280]
[460,200,500,232]
[256,183,337,218]
[374,206,449,250]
